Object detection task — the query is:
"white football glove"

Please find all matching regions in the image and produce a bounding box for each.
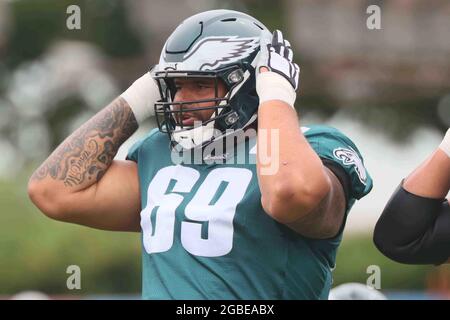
[120,66,160,124]
[256,30,300,107]
[257,30,300,90]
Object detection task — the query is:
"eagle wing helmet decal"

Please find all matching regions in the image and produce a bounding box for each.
[179,36,259,71]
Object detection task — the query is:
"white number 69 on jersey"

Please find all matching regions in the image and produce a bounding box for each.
[140,166,252,257]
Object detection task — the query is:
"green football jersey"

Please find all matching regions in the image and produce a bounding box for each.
[127,125,373,300]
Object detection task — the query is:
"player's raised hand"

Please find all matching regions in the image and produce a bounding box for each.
[120,65,161,124]
[257,30,300,91]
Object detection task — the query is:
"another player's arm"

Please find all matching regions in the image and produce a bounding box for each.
[373,130,450,264]
[28,97,142,231]
[448,196,450,264]
[403,148,450,199]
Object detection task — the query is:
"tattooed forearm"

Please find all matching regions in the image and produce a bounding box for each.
[31,97,138,188]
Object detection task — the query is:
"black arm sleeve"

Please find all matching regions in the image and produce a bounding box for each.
[373,183,450,265]
[322,158,351,206]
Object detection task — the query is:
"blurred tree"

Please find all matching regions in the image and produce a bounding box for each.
[6,0,63,67]
[245,0,285,31]
[78,0,144,57]
[6,0,144,68]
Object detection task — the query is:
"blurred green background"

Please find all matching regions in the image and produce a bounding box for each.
[0,0,449,298]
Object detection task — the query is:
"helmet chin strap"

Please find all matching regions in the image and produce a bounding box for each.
[172,121,216,150]
[171,100,226,150]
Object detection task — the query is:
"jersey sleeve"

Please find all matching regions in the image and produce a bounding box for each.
[303,125,373,201]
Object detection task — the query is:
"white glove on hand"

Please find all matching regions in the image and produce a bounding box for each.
[439,128,450,158]
[120,67,160,124]
[256,30,300,107]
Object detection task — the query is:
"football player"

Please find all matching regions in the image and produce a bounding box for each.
[374,129,450,265]
[28,9,373,299]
